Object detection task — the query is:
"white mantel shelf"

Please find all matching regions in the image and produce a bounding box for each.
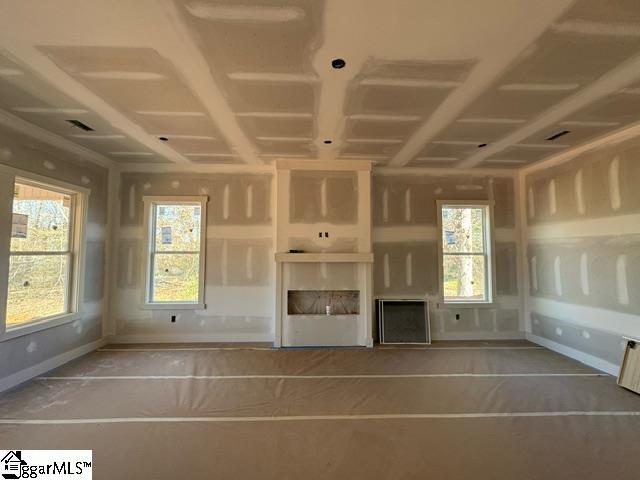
[275,252,374,263]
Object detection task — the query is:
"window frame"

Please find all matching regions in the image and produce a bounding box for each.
[0,165,89,342]
[436,200,496,308]
[142,195,208,310]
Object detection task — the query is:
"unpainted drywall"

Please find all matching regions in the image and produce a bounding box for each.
[526,141,640,224]
[531,313,625,366]
[0,124,108,380]
[372,173,520,338]
[120,173,271,226]
[525,133,640,367]
[285,263,360,291]
[115,172,274,340]
[528,236,640,315]
[373,175,515,227]
[289,170,358,224]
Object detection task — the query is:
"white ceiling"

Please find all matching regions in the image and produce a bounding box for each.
[1,0,640,170]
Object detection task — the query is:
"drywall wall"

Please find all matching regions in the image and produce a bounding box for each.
[524,135,640,372]
[372,172,521,340]
[0,123,108,382]
[114,172,274,341]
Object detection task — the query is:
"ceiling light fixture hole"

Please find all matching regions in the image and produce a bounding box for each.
[159,137,169,142]
[323,139,332,144]
[331,58,346,69]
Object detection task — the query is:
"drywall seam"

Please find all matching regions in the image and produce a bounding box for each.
[102,165,121,337]
[0,338,107,393]
[519,170,532,333]
[0,108,113,169]
[529,297,639,336]
[118,163,273,174]
[373,226,517,243]
[527,214,640,239]
[515,170,527,333]
[526,333,618,375]
[608,156,621,211]
[374,167,517,177]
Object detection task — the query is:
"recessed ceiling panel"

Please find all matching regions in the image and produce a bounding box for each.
[349,85,451,116]
[418,142,477,159]
[129,114,219,138]
[557,0,640,25]
[187,155,239,164]
[237,115,314,139]
[40,47,204,112]
[433,121,520,145]
[359,59,475,83]
[339,141,400,156]
[226,81,316,113]
[163,137,233,156]
[521,122,619,147]
[255,138,314,156]
[462,89,570,120]
[485,143,567,165]
[499,31,640,86]
[0,53,156,163]
[570,92,640,124]
[177,0,323,74]
[407,157,459,167]
[345,117,419,139]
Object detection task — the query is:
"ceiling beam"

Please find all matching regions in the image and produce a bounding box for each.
[0,108,114,169]
[458,53,640,168]
[387,1,573,167]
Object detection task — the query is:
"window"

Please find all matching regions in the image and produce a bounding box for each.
[4,176,86,333]
[437,201,495,305]
[143,196,207,308]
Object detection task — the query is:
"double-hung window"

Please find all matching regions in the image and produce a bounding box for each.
[437,201,495,305]
[143,196,207,309]
[2,173,87,339]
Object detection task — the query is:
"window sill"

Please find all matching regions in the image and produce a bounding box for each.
[0,312,81,342]
[140,303,206,310]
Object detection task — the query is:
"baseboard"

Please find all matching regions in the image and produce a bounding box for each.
[526,333,619,376]
[431,331,525,341]
[107,333,275,344]
[0,337,107,393]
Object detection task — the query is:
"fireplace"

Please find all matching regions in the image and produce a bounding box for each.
[287,290,360,315]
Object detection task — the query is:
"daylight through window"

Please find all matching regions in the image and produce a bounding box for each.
[439,203,493,304]
[7,181,76,327]
[145,198,207,305]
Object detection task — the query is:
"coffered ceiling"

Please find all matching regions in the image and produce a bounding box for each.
[1,0,640,169]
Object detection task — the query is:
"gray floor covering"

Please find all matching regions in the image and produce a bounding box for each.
[1,340,639,479]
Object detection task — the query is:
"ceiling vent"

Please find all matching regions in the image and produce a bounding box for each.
[545,130,570,141]
[66,119,94,132]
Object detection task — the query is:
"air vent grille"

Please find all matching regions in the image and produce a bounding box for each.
[546,130,570,141]
[66,119,94,132]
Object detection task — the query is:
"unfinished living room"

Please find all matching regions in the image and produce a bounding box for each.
[0,1,639,479]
